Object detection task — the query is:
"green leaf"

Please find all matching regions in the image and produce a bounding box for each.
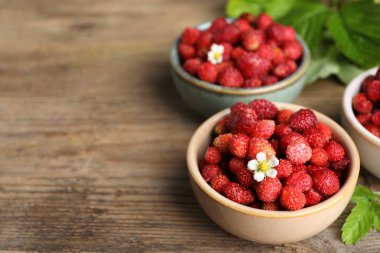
[327,1,380,68]
[279,2,330,48]
[342,201,374,245]
[335,56,365,84]
[373,202,380,233]
[263,0,298,20]
[351,185,380,204]
[305,46,340,84]
[226,0,265,18]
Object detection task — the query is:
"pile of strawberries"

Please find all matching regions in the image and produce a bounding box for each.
[352,67,380,138]
[178,13,303,88]
[199,99,350,211]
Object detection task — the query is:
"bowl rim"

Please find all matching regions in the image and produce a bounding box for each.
[169,20,310,96]
[187,102,360,218]
[342,67,380,148]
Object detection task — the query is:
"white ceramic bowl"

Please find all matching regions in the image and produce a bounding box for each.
[188,102,360,244]
[342,67,380,178]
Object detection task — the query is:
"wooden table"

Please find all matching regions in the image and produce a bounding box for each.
[0,0,379,252]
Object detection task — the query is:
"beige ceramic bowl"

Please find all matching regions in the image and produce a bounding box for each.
[187,102,360,244]
[342,67,380,178]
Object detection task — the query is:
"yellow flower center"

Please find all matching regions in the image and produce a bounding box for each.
[214,52,221,60]
[259,160,269,172]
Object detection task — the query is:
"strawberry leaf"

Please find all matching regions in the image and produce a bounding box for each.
[351,185,379,204]
[342,201,374,245]
[226,0,264,18]
[373,202,380,233]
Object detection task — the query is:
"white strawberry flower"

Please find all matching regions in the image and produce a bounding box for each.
[247,152,279,182]
[207,43,224,64]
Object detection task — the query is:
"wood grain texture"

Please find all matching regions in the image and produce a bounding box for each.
[0,0,379,252]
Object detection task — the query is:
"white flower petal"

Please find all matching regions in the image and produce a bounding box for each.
[207,51,214,61]
[211,44,219,52]
[266,169,278,178]
[268,157,279,167]
[254,171,265,182]
[247,160,259,171]
[216,45,224,53]
[256,152,266,162]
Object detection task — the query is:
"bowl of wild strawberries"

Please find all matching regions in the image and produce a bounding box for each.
[170,13,310,117]
[187,99,359,244]
[342,66,380,178]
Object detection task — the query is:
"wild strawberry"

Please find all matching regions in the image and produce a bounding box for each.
[224,182,254,205]
[356,113,372,125]
[366,80,380,102]
[261,75,279,85]
[262,201,280,211]
[257,44,274,61]
[199,158,208,171]
[324,140,345,162]
[275,124,292,138]
[247,138,276,160]
[315,123,332,142]
[267,23,286,42]
[214,115,230,135]
[178,43,195,60]
[283,26,296,41]
[257,13,273,30]
[228,156,246,174]
[209,17,228,33]
[280,132,307,152]
[277,109,293,125]
[282,40,303,60]
[285,60,297,74]
[362,75,376,93]
[372,111,380,126]
[286,141,312,165]
[306,165,326,175]
[276,159,293,179]
[241,30,265,51]
[231,47,246,61]
[196,31,212,59]
[201,164,222,182]
[182,58,202,75]
[365,124,380,138]
[204,146,222,164]
[236,53,271,78]
[303,128,327,148]
[230,102,249,114]
[273,63,289,78]
[233,18,252,32]
[305,188,322,207]
[218,66,244,88]
[289,109,317,132]
[216,61,234,74]
[236,168,254,188]
[312,168,340,196]
[256,177,282,203]
[250,202,261,209]
[210,174,230,192]
[310,147,329,166]
[269,138,281,155]
[248,99,278,120]
[198,62,218,83]
[352,93,373,114]
[271,46,286,65]
[251,120,275,139]
[181,27,200,45]
[213,133,233,153]
[280,186,306,211]
[230,134,250,158]
[244,78,262,88]
[229,108,258,134]
[285,171,313,192]
[330,156,350,171]
[214,24,241,44]
[239,12,256,23]
[293,164,307,173]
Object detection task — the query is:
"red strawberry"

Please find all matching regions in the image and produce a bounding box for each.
[201,164,222,182]
[196,31,213,59]
[257,44,274,61]
[233,18,252,32]
[280,186,306,211]
[218,66,244,87]
[305,188,322,207]
[269,138,281,155]
[181,27,200,45]
[352,93,373,114]
[306,165,326,176]
[261,75,279,86]
[289,109,317,132]
[262,201,280,211]
[216,61,234,74]
[271,46,286,65]
[312,168,340,196]
[293,164,307,173]
[280,132,307,152]
[236,53,271,79]
[324,140,345,162]
[276,109,293,125]
[236,168,254,188]
[214,115,230,135]
[228,157,246,174]
[315,123,332,142]
[224,182,254,205]
[251,120,275,139]
[231,47,246,61]
[362,75,376,93]
[286,141,312,165]
[330,156,350,171]
[239,12,256,23]
[275,124,292,138]
[283,26,296,41]
[182,58,202,75]
[372,111,380,126]
[244,78,262,88]
[282,40,303,60]
[267,23,285,42]
[248,99,278,120]
[257,13,273,30]
[256,177,282,203]
[365,124,380,138]
[285,171,313,192]
[213,133,233,153]
[273,63,290,79]
[209,17,228,33]
[247,138,276,160]
[229,107,258,134]
[204,146,222,165]
[310,147,329,166]
[214,24,241,44]
[285,60,298,74]
[366,80,380,102]
[356,113,372,125]
[303,128,327,148]
[276,159,293,179]
[230,134,250,158]
[178,43,195,60]
[198,62,218,83]
[241,30,265,51]
[210,174,230,192]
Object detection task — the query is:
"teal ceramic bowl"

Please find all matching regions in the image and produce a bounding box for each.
[169,21,310,117]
